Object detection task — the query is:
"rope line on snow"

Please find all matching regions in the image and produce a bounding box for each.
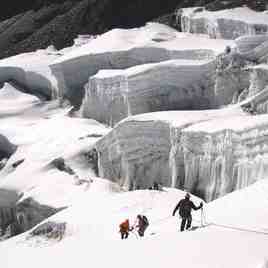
[199,207,268,236]
[149,207,268,236]
[207,222,268,236]
[120,192,268,237]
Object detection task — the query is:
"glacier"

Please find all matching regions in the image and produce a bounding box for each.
[181,7,268,39]
[0,5,267,268]
[50,23,233,107]
[95,107,252,201]
[81,59,216,125]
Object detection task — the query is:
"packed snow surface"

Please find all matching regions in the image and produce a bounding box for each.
[0,180,268,268]
[53,23,234,64]
[0,83,110,207]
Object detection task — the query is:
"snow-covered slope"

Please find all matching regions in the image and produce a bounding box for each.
[1,180,268,268]
[0,83,110,232]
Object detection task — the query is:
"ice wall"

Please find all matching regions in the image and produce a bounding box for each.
[181,7,268,40]
[181,115,268,201]
[95,108,253,201]
[240,64,268,114]
[235,35,268,63]
[214,51,250,105]
[50,23,233,107]
[96,119,173,190]
[81,60,216,125]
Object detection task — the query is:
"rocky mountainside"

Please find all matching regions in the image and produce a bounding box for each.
[0,0,267,59]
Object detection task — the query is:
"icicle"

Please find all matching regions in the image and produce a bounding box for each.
[169,126,179,188]
[121,75,131,117]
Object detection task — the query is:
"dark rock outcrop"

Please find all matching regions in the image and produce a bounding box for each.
[0,134,17,161]
[29,221,66,240]
[16,198,65,233]
[50,157,75,175]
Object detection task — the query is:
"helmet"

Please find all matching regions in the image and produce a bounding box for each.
[185,193,190,199]
[225,45,231,54]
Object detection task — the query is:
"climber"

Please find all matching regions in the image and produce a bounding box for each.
[119,219,131,239]
[172,193,203,231]
[135,215,149,237]
[153,181,159,190]
[224,45,231,54]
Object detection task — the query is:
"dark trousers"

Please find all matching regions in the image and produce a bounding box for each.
[180,216,192,231]
[138,225,148,237]
[121,231,129,239]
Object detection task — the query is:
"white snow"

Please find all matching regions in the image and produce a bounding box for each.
[0,49,60,99]
[120,106,245,128]
[0,180,268,268]
[0,83,110,207]
[53,22,234,65]
[183,113,268,133]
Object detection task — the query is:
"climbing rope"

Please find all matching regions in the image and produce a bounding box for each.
[198,206,268,236]
[208,222,268,236]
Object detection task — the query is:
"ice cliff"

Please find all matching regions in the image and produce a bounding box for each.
[181,7,268,39]
[81,60,216,125]
[181,114,268,201]
[50,23,233,107]
[95,107,254,201]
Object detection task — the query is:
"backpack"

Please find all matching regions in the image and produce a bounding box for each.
[179,200,192,218]
[142,216,149,227]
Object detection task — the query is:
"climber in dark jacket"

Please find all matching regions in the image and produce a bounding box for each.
[135,215,149,237]
[172,193,203,231]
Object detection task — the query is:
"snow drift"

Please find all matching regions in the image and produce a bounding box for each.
[0,49,60,100]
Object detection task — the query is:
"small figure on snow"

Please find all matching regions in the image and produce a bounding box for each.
[153,181,159,190]
[135,215,149,237]
[153,181,164,191]
[172,193,203,231]
[119,219,131,239]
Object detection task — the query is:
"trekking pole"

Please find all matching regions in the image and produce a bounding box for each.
[201,207,204,227]
[130,229,139,239]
